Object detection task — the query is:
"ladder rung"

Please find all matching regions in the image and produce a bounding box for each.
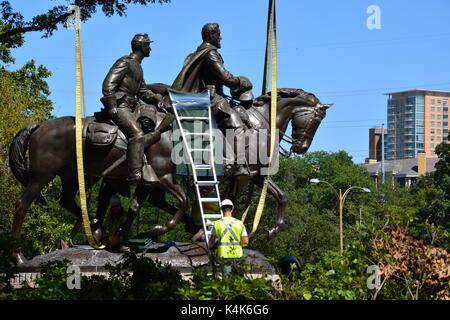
[179,116,209,121]
[195,180,218,186]
[195,164,213,170]
[203,214,222,220]
[200,197,220,203]
[185,132,209,136]
[191,148,211,152]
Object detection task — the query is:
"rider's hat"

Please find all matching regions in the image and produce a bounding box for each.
[132,33,153,46]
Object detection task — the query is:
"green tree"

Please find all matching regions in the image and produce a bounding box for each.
[244,151,378,265]
[0,0,171,48]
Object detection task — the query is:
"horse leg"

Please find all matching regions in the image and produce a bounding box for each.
[60,174,98,243]
[150,174,188,236]
[58,175,83,241]
[95,179,114,225]
[147,187,177,215]
[253,176,287,241]
[121,184,151,243]
[11,163,59,249]
[11,176,53,240]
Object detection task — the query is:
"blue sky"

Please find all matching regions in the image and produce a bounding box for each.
[7,0,450,163]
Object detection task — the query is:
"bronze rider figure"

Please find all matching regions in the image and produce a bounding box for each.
[100,33,162,184]
[172,23,254,176]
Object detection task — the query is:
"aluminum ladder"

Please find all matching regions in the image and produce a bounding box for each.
[168,89,223,251]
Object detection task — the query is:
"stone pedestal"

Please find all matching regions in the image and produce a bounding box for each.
[13,242,277,287]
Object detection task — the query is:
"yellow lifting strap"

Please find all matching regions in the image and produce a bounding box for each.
[73,16,105,249]
[249,0,278,236]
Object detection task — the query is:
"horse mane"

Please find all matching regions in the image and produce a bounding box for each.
[147,83,171,95]
[253,88,318,106]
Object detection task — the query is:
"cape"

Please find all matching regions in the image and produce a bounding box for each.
[171,42,217,92]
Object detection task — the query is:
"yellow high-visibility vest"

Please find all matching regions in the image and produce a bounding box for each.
[214,217,244,259]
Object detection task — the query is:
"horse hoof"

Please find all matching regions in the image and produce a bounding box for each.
[92,228,103,245]
[14,253,28,264]
[150,225,166,236]
[267,228,278,242]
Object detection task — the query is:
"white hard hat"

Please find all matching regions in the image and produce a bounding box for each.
[220,199,234,209]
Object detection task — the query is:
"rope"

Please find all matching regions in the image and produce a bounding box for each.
[250,0,278,236]
[74,20,105,249]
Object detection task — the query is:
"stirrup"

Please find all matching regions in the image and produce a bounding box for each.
[126,172,142,184]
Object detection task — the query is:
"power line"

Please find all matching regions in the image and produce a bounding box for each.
[323,119,385,123]
[315,82,450,95]
[321,124,385,128]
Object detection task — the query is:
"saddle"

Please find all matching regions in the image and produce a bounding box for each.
[84,118,128,151]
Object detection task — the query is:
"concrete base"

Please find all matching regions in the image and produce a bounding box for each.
[12,242,277,288]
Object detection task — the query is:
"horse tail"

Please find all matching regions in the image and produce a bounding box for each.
[9,123,46,205]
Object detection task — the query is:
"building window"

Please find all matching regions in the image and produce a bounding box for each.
[431,107,435,112]
[444,122,448,128]
[431,129,435,134]
[437,129,441,134]
[431,99,435,104]
[431,136,435,141]
[444,100,448,107]
[438,100,442,104]
[431,143,435,148]
[438,107,442,112]
[431,122,435,126]
[437,115,442,120]
[437,136,442,141]
[437,122,441,127]
[431,114,435,119]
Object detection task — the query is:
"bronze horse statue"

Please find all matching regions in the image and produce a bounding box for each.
[8,87,330,246]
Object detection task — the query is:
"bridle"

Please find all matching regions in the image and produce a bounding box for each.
[283,106,325,157]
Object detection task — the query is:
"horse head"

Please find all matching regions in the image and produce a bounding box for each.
[251,88,331,155]
[266,88,330,155]
[290,102,331,154]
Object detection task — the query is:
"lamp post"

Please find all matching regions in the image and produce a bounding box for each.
[310,178,371,257]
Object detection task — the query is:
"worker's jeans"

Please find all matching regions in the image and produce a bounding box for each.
[222,256,246,276]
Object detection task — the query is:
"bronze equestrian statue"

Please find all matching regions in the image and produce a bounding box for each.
[172,23,254,176]
[8,26,331,250]
[100,33,162,184]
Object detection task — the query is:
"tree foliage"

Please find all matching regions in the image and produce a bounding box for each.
[0,0,171,51]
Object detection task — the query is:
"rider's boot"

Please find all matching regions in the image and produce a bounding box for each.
[233,127,251,176]
[126,134,145,184]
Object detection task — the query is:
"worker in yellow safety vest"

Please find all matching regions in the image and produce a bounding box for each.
[209,199,249,275]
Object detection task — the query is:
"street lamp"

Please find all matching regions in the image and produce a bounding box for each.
[309,178,371,257]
